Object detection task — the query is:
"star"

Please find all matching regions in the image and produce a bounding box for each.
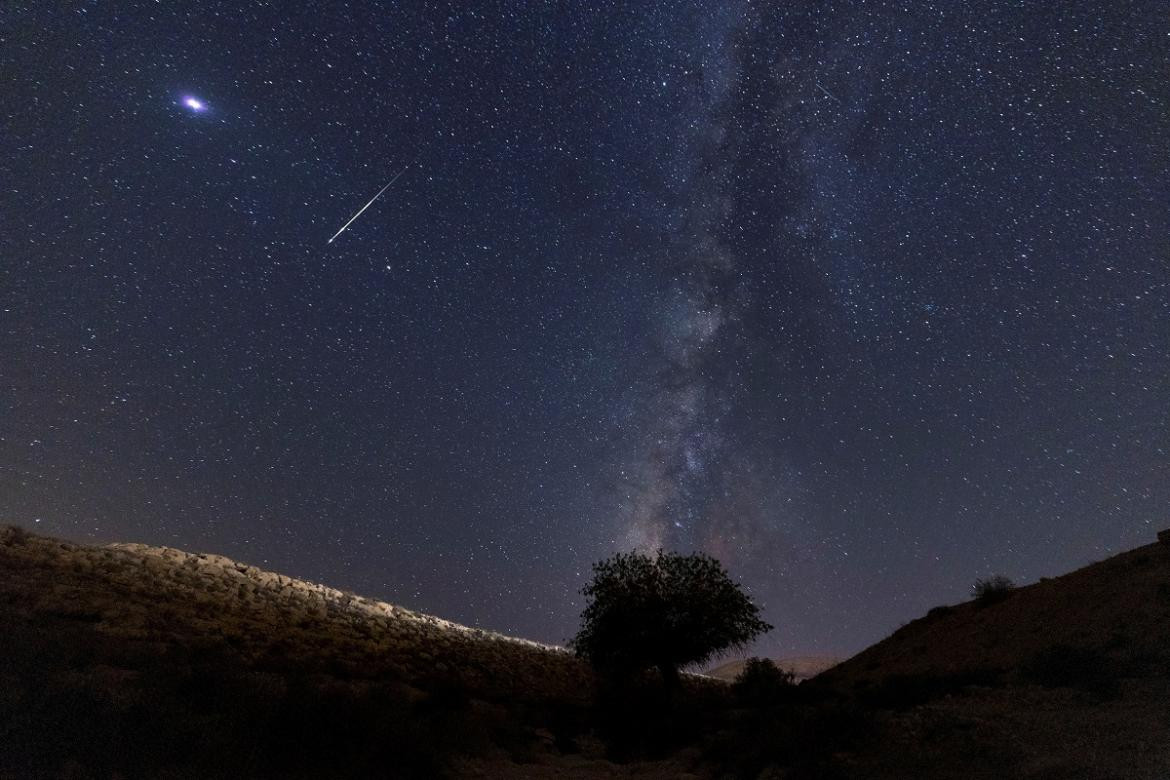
[3,0,1164,663]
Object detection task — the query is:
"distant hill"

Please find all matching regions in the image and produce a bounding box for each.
[705,656,841,682]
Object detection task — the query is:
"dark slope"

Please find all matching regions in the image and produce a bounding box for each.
[806,534,1170,780]
[817,537,1170,692]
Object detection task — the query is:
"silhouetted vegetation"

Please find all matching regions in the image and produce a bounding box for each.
[733,657,796,706]
[972,574,1015,605]
[591,665,868,778]
[570,551,771,688]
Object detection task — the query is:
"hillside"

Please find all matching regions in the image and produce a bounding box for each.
[0,526,699,778]
[1,526,589,698]
[818,536,1170,691]
[809,533,1170,779]
[4,525,1170,779]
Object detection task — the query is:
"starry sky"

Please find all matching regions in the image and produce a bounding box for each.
[3,2,1167,657]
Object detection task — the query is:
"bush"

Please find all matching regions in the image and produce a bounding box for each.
[570,551,771,688]
[733,658,796,706]
[972,575,1015,605]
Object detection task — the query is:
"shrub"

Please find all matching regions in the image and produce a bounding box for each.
[570,551,771,688]
[972,575,1015,605]
[733,658,796,706]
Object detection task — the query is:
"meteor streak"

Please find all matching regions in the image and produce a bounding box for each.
[328,162,413,244]
[815,82,841,104]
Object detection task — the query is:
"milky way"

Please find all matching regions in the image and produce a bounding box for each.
[617,3,752,554]
[2,2,1167,656]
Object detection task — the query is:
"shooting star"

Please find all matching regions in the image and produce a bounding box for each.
[815,82,842,105]
[328,162,413,244]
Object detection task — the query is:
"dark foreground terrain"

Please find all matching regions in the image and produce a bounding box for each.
[3,525,1169,778]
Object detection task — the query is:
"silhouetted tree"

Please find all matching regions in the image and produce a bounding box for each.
[570,551,771,688]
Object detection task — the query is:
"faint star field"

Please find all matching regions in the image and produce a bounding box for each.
[1,1,1167,657]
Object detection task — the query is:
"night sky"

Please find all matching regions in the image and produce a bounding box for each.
[3,2,1167,658]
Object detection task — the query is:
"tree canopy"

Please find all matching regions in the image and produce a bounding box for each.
[570,550,771,686]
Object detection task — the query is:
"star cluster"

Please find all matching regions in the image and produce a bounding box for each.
[2,1,1166,655]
